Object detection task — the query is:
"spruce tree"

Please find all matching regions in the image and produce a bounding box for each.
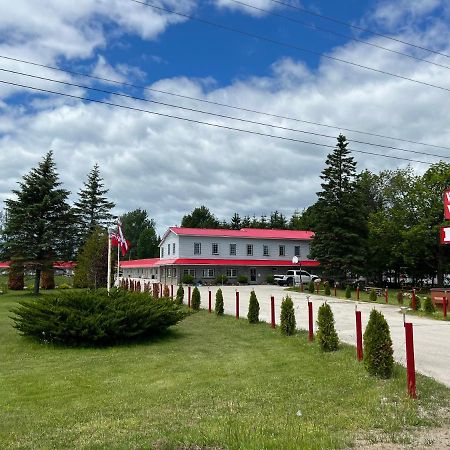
[215,288,224,315]
[309,135,367,280]
[3,151,73,294]
[247,290,260,323]
[176,285,184,305]
[191,286,201,310]
[280,296,296,335]
[73,163,115,246]
[316,303,339,351]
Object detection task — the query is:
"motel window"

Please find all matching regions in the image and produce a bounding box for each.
[263,245,269,256]
[194,242,201,255]
[172,243,175,254]
[168,243,170,255]
[202,268,215,278]
[183,269,196,277]
[247,244,253,256]
[212,243,219,255]
[294,245,301,257]
[227,268,237,277]
[167,268,171,277]
[279,245,285,256]
[161,247,164,258]
[172,268,177,277]
[230,243,236,255]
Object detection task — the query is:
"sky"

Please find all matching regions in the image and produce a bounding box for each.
[1,0,450,235]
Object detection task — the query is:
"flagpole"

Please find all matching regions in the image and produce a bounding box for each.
[107,228,112,294]
[117,244,120,287]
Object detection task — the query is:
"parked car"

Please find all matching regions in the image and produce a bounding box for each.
[274,270,319,286]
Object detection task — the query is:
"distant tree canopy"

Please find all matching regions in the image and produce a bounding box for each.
[181,206,220,229]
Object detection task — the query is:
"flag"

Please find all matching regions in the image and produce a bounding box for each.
[110,221,130,256]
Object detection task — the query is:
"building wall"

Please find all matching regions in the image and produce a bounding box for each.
[159,232,180,259]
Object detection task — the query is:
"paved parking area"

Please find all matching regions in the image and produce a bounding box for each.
[190,284,450,387]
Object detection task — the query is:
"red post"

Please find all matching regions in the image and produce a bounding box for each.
[355,310,363,361]
[308,301,314,341]
[444,291,447,318]
[385,287,389,304]
[170,284,174,300]
[316,283,319,295]
[270,296,275,328]
[334,283,337,297]
[188,285,191,308]
[411,289,416,310]
[208,290,212,313]
[356,286,360,301]
[235,291,239,319]
[404,322,416,399]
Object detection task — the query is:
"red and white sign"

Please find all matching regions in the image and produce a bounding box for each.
[444,189,450,219]
[440,226,450,245]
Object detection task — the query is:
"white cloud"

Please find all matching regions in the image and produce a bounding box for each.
[213,0,283,16]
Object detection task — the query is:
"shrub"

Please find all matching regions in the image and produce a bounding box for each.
[237,275,248,284]
[308,281,315,293]
[266,274,275,284]
[247,290,260,323]
[215,274,228,285]
[280,296,296,335]
[324,282,331,296]
[182,274,194,285]
[152,283,160,298]
[369,289,377,302]
[8,263,24,291]
[397,291,404,305]
[316,302,339,352]
[345,285,351,299]
[163,285,170,298]
[215,288,224,315]
[423,297,435,314]
[191,286,201,310]
[58,283,71,290]
[363,309,394,379]
[409,295,421,311]
[11,289,189,347]
[40,269,55,290]
[175,285,184,305]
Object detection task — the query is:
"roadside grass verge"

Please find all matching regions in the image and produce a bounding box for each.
[1,291,449,449]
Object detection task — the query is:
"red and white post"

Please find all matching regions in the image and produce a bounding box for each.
[308,299,314,342]
[355,308,363,361]
[385,287,389,304]
[443,291,447,319]
[270,296,275,328]
[235,291,239,319]
[404,322,417,399]
[188,285,191,308]
[208,289,212,313]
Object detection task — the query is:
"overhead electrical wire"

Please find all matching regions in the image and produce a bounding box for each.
[228,0,450,72]
[0,78,438,166]
[2,66,449,161]
[267,0,450,59]
[1,54,449,152]
[127,0,450,94]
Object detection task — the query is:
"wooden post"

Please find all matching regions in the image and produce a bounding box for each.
[208,289,212,313]
[188,285,191,308]
[385,287,389,304]
[355,309,363,361]
[356,286,360,301]
[405,322,416,399]
[270,296,275,328]
[170,284,174,300]
[308,300,314,341]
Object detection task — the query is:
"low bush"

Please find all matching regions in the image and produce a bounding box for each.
[363,309,394,379]
[57,283,71,290]
[40,269,55,290]
[324,282,331,296]
[237,275,248,284]
[215,288,224,315]
[215,275,228,285]
[175,285,184,305]
[345,285,351,299]
[182,274,194,285]
[152,283,160,298]
[308,281,315,294]
[397,291,404,305]
[316,302,339,352]
[266,274,275,284]
[191,286,201,310]
[280,295,296,336]
[11,289,189,347]
[423,297,435,314]
[163,285,170,298]
[247,290,260,323]
[369,289,377,302]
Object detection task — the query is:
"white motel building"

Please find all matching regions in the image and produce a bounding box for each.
[120,227,319,285]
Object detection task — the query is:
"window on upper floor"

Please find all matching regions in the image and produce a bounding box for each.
[212,243,219,255]
[230,243,236,255]
[194,242,201,255]
[263,245,269,256]
[172,243,175,254]
[167,243,170,255]
[247,244,253,256]
[279,245,285,256]
[294,245,301,256]
[161,247,164,258]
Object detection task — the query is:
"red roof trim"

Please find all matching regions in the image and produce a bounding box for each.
[120,258,160,269]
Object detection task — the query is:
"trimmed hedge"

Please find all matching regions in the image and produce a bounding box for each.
[215,288,224,315]
[191,286,201,310]
[316,302,339,352]
[247,290,260,323]
[280,295,296,335]
[369,289,377,302]
[175,285,184,305]
[345,285,351,299]
[11,289,189,347]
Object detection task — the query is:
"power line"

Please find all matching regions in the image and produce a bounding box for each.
[267,0,450,60]
[1,53,449,152]
[228,0,450,72]
[2,66,449,161]
[127,0,450,94]
[0,78,436,165]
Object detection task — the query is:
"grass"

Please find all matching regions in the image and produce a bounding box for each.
[0,274,73,292]
[1,290,449,449]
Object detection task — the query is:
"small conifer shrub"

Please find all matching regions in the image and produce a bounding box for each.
[153,283,160,298]
[163,285,170,298]
[175,285,184,305]
[215,274,228,285]
[369,289,377,302]
[423,297,435,314]
[397,291,404,305]
[237,275,248,284]
[191,286,201,310]
[409,295,421,311]
[40,269,55,290]
[266,274,275,284]
[345,285,351,299]
[247,290,260,323]
[308,281,315,294]
[215,288,224,315]
[280,295,296,335]
[182,274,194,285]
[324,282,331,296]
[316,302,339,351]
[363,309,394,379]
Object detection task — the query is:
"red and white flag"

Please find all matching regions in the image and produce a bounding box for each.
[111,221,130,256]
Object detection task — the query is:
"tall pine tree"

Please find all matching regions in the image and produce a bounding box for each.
[74,163,115,247]
[309,135,367,279]
[3,151,73,294]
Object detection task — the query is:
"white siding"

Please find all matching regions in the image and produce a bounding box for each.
[159,231,180,259]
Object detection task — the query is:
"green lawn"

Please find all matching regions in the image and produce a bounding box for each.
[0,291,449,450]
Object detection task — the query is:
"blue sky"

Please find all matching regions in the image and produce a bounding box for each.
[1,0,450,233]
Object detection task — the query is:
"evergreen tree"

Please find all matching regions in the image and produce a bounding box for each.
[241,215,251,228]
[316,303,339,351]
[247,290,260,323]
[73,163,115,246]
[137,228,159,258]
[270,210,288,229]
[176,285,184,305]
[230,213,241,230]
[309,135,367,279]
[191,286,201,310]
[259,214,268,228]
[3,151,73,294]
[215,288,224,315]
[181,206,220,228]
[280,295,296,335]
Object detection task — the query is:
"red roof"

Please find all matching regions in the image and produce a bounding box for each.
[120,258,319,268]
[168,227,314,240]
[0,261,76,269]
[0,261,10,269]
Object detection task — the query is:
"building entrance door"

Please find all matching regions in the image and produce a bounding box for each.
[250,268,257,283]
